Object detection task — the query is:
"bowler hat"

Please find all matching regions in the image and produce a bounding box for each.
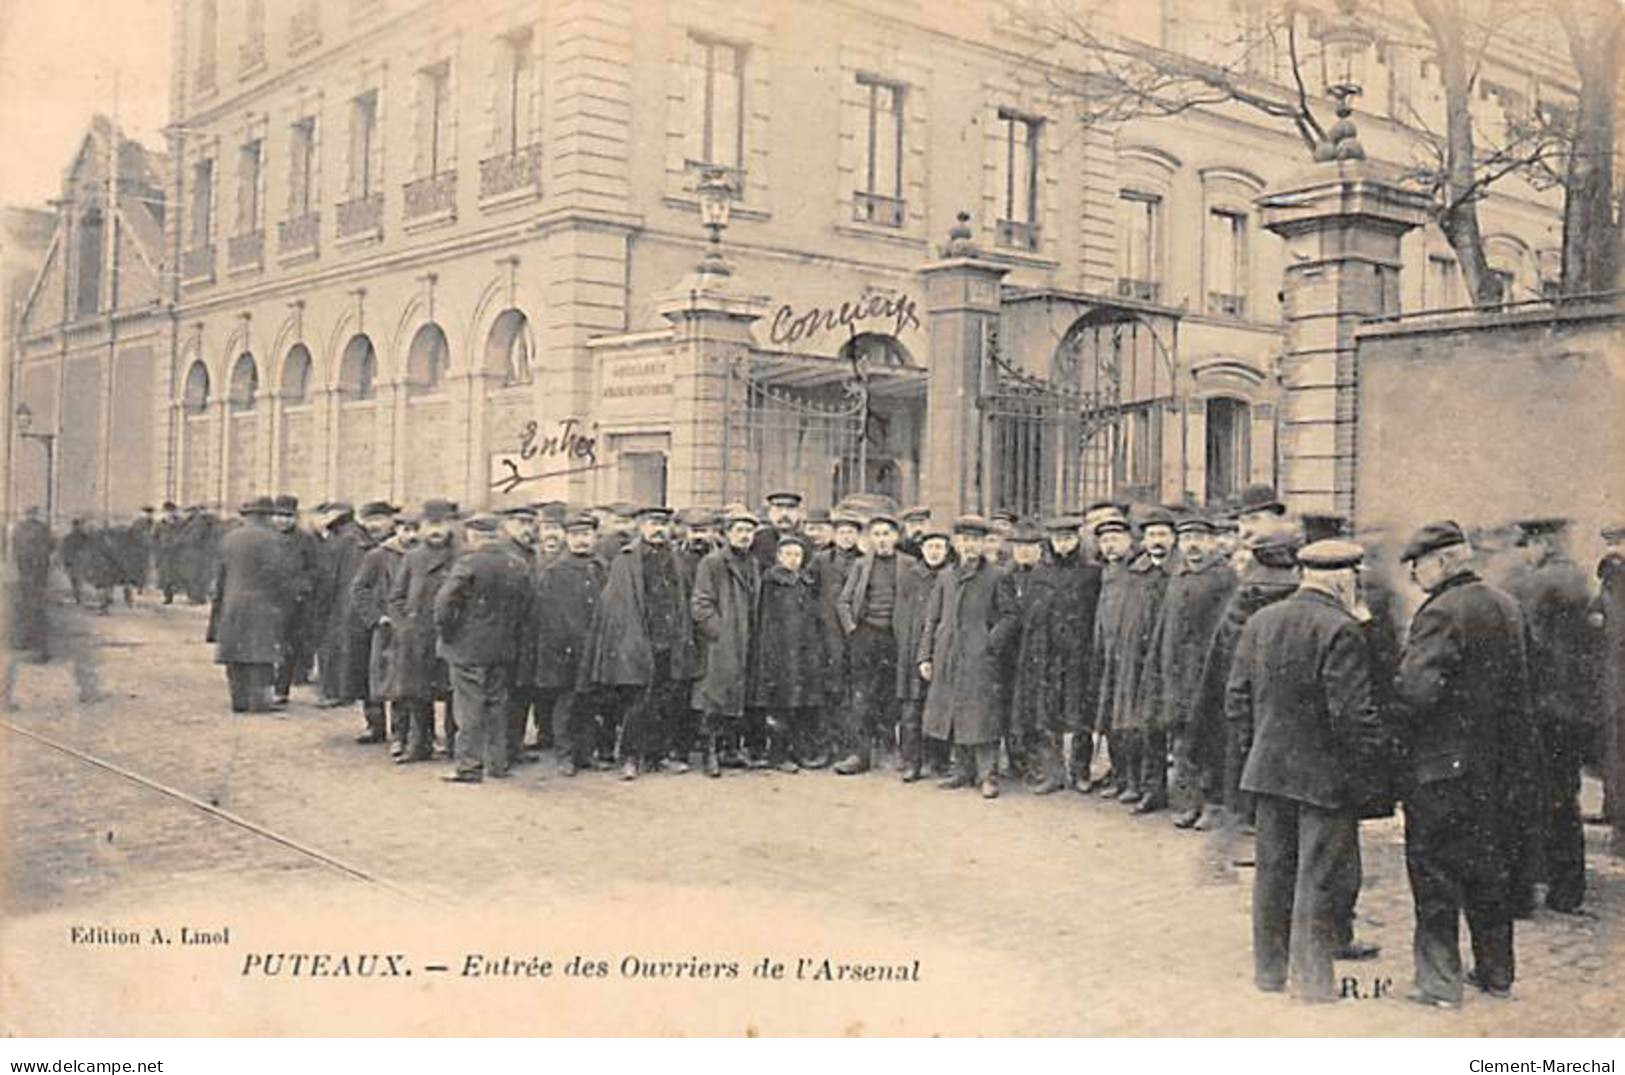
[1045,514,1084,533]
[1516,517,1570,540]
[1011,519,1044,543]
[804,507,832,525]
[240,496,276,516]
[161,500,177,512]
[1235,484,1286,517]
[534,502,568,525]
[1400,520,1467,563]
[420,498,460,523]
[272,494,300,514]
[952,514,991,535]
[1298,539,1364,570]
[900,505,931,522]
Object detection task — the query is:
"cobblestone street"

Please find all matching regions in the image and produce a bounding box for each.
[3,595,1621,1036]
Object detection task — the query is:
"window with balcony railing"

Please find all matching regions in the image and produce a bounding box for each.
[1205,208,1248,318]
[185,158,215,281]
[337,192,383,239]
[1116,190,1162,303]
[479,142,542,200]
[997,108,1042,252]
[853,73,904,228]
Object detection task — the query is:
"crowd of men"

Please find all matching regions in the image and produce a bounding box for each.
[51,502,225,612]
[14,476,1616,1013]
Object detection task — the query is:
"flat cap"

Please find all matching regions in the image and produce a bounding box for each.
[918,525,951,545]
[1175,514,1215,533]
[608,501,638,517]
[161,500,178,511]
[1093,516,1131,536]
[464,513,502,533]
[534,502,569,525]
[496,503,536,519]
[952,514,991,535]
[764,490,804,507]
[1301,512,1350,544]
[272,494,300,513]
[633,505,674,519]
[868,512,901,531]
[675,507,716,528]
[1602,521,1625,541]
[1400,520,1467,563]
[325,501,355,519]
[990,508,1018,525]
[1011,519,1045,543]
[900,505,931,522]
[358,499,398,519]
[420,498,460,523]
[1517,517,1571,538]
[832,511,864,530]
[776,532,810,550]
[1134,504,1177,530]
[724,509,760,528]
[1297,539,1364,570]
[1045,514,1084,533]
[1235,484,1286,516]
[240,495,277,516]
[563,511,599,532]
[804,507,832,525]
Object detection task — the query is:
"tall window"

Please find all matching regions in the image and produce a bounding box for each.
[1116,191,1162,301]
[237,139,262,233]
[684,34,743,171]
[1425,254,1459,309]
[1487,267,1515,307]
[75,209,103,316]
[494,28,534,156]
[855,74,904,225]
[997,109,1041,250]
[349,91,379,197]
[1206,209,1248,316]
[417,61,452,175]
[289,117,316,215]
[190,158,214,247]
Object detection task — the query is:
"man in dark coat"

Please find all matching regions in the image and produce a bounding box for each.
[810,510,863,768]
[1595,522,1625,856]
[1147,514,1237,824]
[893,525,951,781]
[1504,517,1596,914]
[9,508,54,654]
[1087,512,1135,794]
[355,520,414,755]
[591,502,635,563]
[349,504,406,747]
[582,506,698,780]
[1394,521,1540,1007]
[207,497,293,713]
[1109,505,1180,810]
[691,510,762,777]
[153,502,184,603]
[835,513,914,775]
[999,520,1047,781]
[81,521,128,614]
[181,508,220,605]
[60,518,89,605]
[386,500,460,762]
[897,505,930,560]
[749,534,825,770]
[270,495,321,706]
[1188,518,1302,830]
[1226,539,1386,1003]
[434,515,534,783]
[533,512,608,776]
[918,515,1020,799]
[316,503,374,713]
[1016,516,1101,794]
[750,490,805,569]
[495,504,542,766]
[131,506,156,592]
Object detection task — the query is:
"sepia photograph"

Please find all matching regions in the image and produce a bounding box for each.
[0,0,1621,1050]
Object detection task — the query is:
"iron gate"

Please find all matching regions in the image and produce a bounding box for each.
[721,354,869,509]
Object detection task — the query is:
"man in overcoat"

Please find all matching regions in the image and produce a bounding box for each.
[333,502,396,740]
[918,515,1020,799]
[1146,514,1237,824]
[533,512,608,776]
[1394,520,1539,1007]
[835,513,915,775]
[1225,539,1386,1003]
[1087,511,1134,794]
[999,520,1046,780]
[750,490,805,569]
[811,510,864,768]
[207,497,294,713]
[893,525,951,781]
[1019,515,1101,794]
[351,505,409,751]
[316,503,373,711]
[434,515,534,783]
[496,504,542,766]
[9,508,53,654]
[269,494,319,707]
[691,510,762,777]
[154,502,184,604]
[749,534,825,770]
[1504,517,1596,914]
[1107,505,1179,809]
[386,500,461,762]
[582,506,698,780]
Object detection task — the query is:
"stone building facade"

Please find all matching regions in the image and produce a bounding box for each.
[10,0,1574,521]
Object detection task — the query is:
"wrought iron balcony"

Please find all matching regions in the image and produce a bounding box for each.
[278,212,320,255]
[180,244,215,282]
[1115,277,1160,303]
[336,192,383,239]
[478,143,542,201]
[227,230,264,271]
[1207,291,1247,318]
[403,171,456,220]
[853,191,905,228]
[996,218,1040,252]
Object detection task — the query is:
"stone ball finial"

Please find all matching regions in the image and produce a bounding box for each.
[946,210,979,256]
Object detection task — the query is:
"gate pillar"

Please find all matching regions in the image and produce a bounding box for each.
[657,272,767,510]
[1258,135,1429,519]
[917,214,1009,520]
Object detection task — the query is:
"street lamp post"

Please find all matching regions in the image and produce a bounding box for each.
[14,402,57,525]
[1316,0,1375,161]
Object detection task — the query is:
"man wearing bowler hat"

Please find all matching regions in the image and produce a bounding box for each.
[1395,521,1539,1006]
[207,497,296,714]
[1226,539,1386,1002]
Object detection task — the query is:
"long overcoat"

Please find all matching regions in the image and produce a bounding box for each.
[1110,553,1177,734]
[893,556,941,703]
[1003,562,1045,733]
[434,544,535,667]
[352,542,405,698]
[1089,560,1132,735]
[749,564,825,709]
[1595,555,1624,836]
[208,522,293,666]
[532,551,607,690]
[1142,556,1237,733]
[690,546,760,717]
[1012,551,1103,735]
[582,539,698,688]
[814,544,861,701]
[919,557,1020,745]
[321,521,377,701]
[385,539,457,700]
[1505,557,1597,740]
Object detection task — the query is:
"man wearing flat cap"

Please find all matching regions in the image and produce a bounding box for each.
[269,495,322,706]
[811,510,866,768]
[897,506,931,559]
[1395,521,1540,1006]
[582,506,698,780]
[154,501,185,604]
[326,501,398,742]
[533,512,609,776]
[351,505,413,755]
[1000,519,1050,782]
[918,515,1021,798]
[1503,516,1597,915]
[750,490,805,569]
[387,500,462,762]
[1086,512,1135,794]
[1103,504,1180,810]
[1226,539,1387,1002]
[691,509,763,776]
[207,497,297,713]
[835,512,916,775]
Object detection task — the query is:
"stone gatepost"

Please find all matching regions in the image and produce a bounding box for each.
[657,273,767,510]
[1258,131,1430,519]
[916,214,1009,519]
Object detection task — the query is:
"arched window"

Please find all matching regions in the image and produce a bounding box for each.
[837,332,913,370]
[338,334,377,399]
[229,353,258,412]
[281,343,312,403]
[405,323,449,398]
[485,308,532,386]
[183,360,211,413]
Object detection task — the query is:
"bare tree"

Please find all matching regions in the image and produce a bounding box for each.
[1010,0,1590,305]
[1548,0,1621,296]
